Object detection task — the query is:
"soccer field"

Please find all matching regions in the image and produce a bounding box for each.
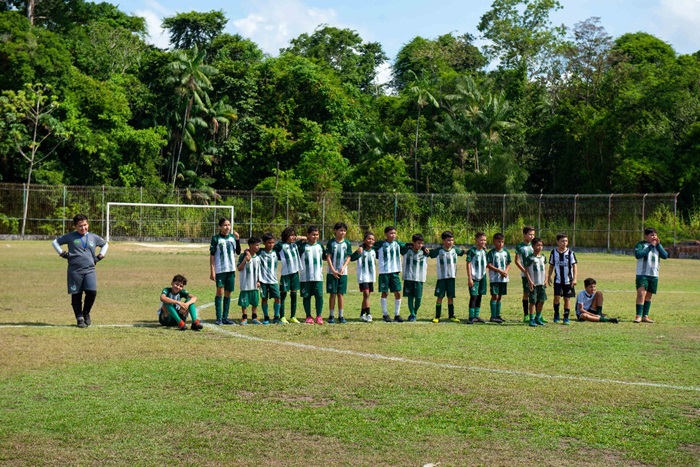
[1,241,699,465]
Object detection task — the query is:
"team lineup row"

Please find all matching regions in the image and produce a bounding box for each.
[52,215,669,329]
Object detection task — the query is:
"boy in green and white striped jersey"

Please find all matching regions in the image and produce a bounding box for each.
[273,227,307,323]
[259,233,281,324]
[298,226,327,324]
[486,233,511,323]
[237,237,262,325]
[466,232,489,324]
[402,234,429,321]
[351,231,377,322]
[429,231,466,323]
[373,226,407,322]
[209,217,241,325]
[634,227,668,323]
[325,222,353,323]
[523,237,547,327]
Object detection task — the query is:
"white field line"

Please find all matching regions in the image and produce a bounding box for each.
[4,302,698,393]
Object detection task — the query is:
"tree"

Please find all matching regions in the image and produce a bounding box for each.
[162,10,227,50]
[407,71,439,191]
[0,83,67,236]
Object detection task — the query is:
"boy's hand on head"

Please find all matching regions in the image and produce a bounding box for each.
[233,231,240,240]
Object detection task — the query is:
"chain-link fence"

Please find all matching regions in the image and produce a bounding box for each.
[0,183,680,249]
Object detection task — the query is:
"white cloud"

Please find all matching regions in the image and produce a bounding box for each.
[133,0,173,49]
[655,0,700,54]
[230,0,340,55]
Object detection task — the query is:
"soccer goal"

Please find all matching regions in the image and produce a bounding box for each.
[106,203,235,241]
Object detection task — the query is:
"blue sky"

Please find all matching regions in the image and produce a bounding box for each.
[116,0,700,81]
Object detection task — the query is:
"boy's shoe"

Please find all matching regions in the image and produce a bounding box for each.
[366,314,373,322]
[449,317,461,323]
[536,318,546,326]
[304,316,315,324]
[178,320,187,331]
[641,316,653,323]
[523,315,530,323]
[222,318,236,325]
[382,315,392,323]
[215,320,223,325]
[473,316,486,324]
[529,319,537,327]
[262,318,270,325]
[562,319,571,325]
[539,316,548,323]
[76,317,87,328]
[489,317,502,323]
[240,319,248,325]
[289,317,300,324]
[271,318,278,324]
[338,316,347,324]
[553,317,560,323]
[359,314,367,322]
[84,315,91,326]
[327,316,336,324]
[609,317,619,324]
[251,319,262,325]
[432,318,440,323]
[394,315,404,323]
[315,315,324,325]
[633,315,642,323]
[407,315,417,322]
[279,317,289,324]
[191,320,203,331]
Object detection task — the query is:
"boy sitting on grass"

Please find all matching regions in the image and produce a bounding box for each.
[159,274,202,331]
[575,278,618,323]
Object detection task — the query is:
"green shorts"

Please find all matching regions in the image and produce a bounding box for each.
[301,281,323,298]
[528,285,547,304]
[636,275,658,294]
[260,283,281,299]
[280,272,300,292]
[215,272,236,292]
[326,274,348,294]
[238,290,259,308]
[469,278,487,297]
[521,276,530,294]
[403,280,424,299]
[379,273,402,293]
[434,278,456,298]
[490,282,508,296]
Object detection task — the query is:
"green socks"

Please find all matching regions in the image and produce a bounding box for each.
[642,301,651,316]
[215,296,222,321]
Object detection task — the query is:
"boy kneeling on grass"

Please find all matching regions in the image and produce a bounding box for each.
[159,274,202,331]
[575,278,618,323]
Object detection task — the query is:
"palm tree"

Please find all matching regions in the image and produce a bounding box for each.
[408,70,439,191]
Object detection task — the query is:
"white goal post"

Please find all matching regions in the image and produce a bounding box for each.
[106,202,235,242]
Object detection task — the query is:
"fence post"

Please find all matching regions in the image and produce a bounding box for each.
[101,186,105,236]
[62,186,67,235]
[358,192,361,233]
[286,192,289,226]
[430,194,434,240]
[502,194,506,234]
[674,193,679,247]
[322,195,326,239]
[641,193,647,237]
[249,191,253,237]
[394,193,398,226]
[573,194,578,248]
[607,194,613,251]
[538,193,543,235]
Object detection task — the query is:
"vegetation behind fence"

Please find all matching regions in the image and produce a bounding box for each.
[0,183,687,249]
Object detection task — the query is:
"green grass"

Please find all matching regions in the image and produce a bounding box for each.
[1,241,699,465]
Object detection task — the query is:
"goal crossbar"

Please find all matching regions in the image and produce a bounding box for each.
[106,202,235,241]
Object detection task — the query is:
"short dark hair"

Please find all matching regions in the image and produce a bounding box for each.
[281,227,296,242]
[218,217,231,226]
[556,233,568,241]
[384,226,396,234]
[172,274,187,285]
[73,214,88,225]
[584,277,597,287]
[475,231,486,240]
[307,225,319,234]
[531,237,543,246]
[523,226,535,234]
[262,232,275,243]
[363,231,375,240]
[644,227,657,236]
[334,222,348,231]
[493,233,504,241]
[412,233,424,242]
[248,236,261,245]
[441,231,454,240]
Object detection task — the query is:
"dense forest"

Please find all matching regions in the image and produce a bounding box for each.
[1,0,699,212]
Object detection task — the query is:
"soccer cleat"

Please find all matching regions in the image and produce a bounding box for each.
[432,318,440,323]
[539,316,548,323]
[472,316,486,324]
[529,319,537,327]
[315,315,324,325]
[562,319,570,325]
[641,316,654,323]
[327,317,336,324]
[191,320,203,331]
[449,317,461,323]
[407,315,417,322]
[523,315,530,323]
[536,317,546,326]
[633,315,642,323]
[263,319,270,325]
[279,317,289,324]
[553,317,560,323]
[304,316,315,324]
[240,319,248,325]
[251,319,262,325]
[289,317,300,324]
[366,314,373,322]
[338,316,347,324]
[394,315,404,323]
[382,315,392,323]
[178,320,187,331]
[84,315,91,326]
[222,318,236,325]
[76,317,87,328]
[489,317,501,323]
[609,317,619,324]
[215,320,223,325]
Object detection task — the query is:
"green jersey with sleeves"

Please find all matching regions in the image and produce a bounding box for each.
[326,238,352,275]
[515,241,534,278]
[274,241,302,275]
[161,287,192,312]
[487,248,511,283]
[402,247,428,283]
[298,242,326,282]
[429,246,465,280]
[374,240,406,274]
[237,253,260,292]
[524,254,547,286]
[351,247,376,283]
[634,241,668,277]
[257,249,279,284]
[466,247,488,281]
[210,234,240,274]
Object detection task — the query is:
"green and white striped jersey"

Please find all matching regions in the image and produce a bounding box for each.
[210,234,240,274]
[326,238,352,275]
[273,241,302,275]
[634,241,668,277]
[257,249,279,284]
[515,241,534,278]
[352,248,376,283]
[429,246,465,280]
[466,247,488,281]
[403,248,428,282]
[374,240,406,274]
[487,248,511,283]
[298,242,326,282]
[160,287,192,312]
[237,253,260,292]
[524,254,547,286]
